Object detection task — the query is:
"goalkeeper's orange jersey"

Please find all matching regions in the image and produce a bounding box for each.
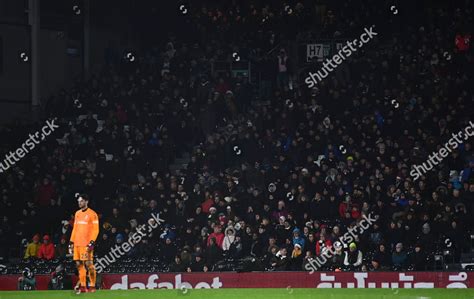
[70,208,99,246]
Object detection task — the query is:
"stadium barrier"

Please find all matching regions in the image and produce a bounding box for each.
[0,271,472,290]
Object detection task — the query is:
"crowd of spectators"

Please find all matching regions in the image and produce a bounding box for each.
[0,0,473,275]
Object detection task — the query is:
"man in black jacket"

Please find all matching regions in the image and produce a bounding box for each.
[271,247,289,271]
[189,254,206,272]
[206,237,223,269]
[410,244,427,271]
[169,255,186,272]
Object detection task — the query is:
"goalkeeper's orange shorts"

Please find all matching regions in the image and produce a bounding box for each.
[73,246,93,261]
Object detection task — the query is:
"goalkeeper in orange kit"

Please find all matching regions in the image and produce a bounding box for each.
[69,194,99,294]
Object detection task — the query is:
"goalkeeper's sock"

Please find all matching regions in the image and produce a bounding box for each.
[87,263,97,287]
[78,263,87,287]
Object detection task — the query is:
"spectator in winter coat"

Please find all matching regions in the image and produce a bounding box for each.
[207,225,225,248]
[369,258,382,271]
[180,247,192,267]
[228,234,243,259]
[169,256,186,272]
[305,233,317,256]
[392,242,408,269]
[369,223,383,247]
[95,233,113,257]
[331,241,345,269]
[417,223,435,250]
[275,218,292,243]
[161,238,177,264]
[315,234,332,256]
[271,247,289,271]
[106,208,127,232]
[410,244,427,271]
[206,237,223,268]
[222,226,236,251]
[54,235,68,259]
[292,228,305,248]
[272,201,289,222]
[290,243,303,270]
[189,254,206,272]
[160,224,177,241]
[180,227,198,248]
[338,196,351,218]
[373,244,392,270]
[24,234,41,259]
[35,178,55,207]
[344,242,363,270]
[37,235,55,260]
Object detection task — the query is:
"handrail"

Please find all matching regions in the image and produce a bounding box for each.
[0,98,30,104]
[266,42,283,56]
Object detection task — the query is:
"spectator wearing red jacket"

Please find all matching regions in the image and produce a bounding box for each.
[37,235,55,260]
[215,77,231,95]
[455,32,471,52]
[201,196,214,214]
[207,225,225,248]
[351,206,361,219]
[338,196,350,218]
[316,234,333,256]
[116,104,128,123]
[35,178,56,207]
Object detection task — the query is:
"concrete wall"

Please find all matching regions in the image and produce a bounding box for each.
[0,0,135,124]
[0,24,30,122]
[0,24,83,123]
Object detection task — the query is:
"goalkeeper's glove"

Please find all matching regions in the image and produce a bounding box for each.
[87,240,95,252]
[68,243,74,255]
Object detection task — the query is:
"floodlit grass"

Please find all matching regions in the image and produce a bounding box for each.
[1,288,474,299]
